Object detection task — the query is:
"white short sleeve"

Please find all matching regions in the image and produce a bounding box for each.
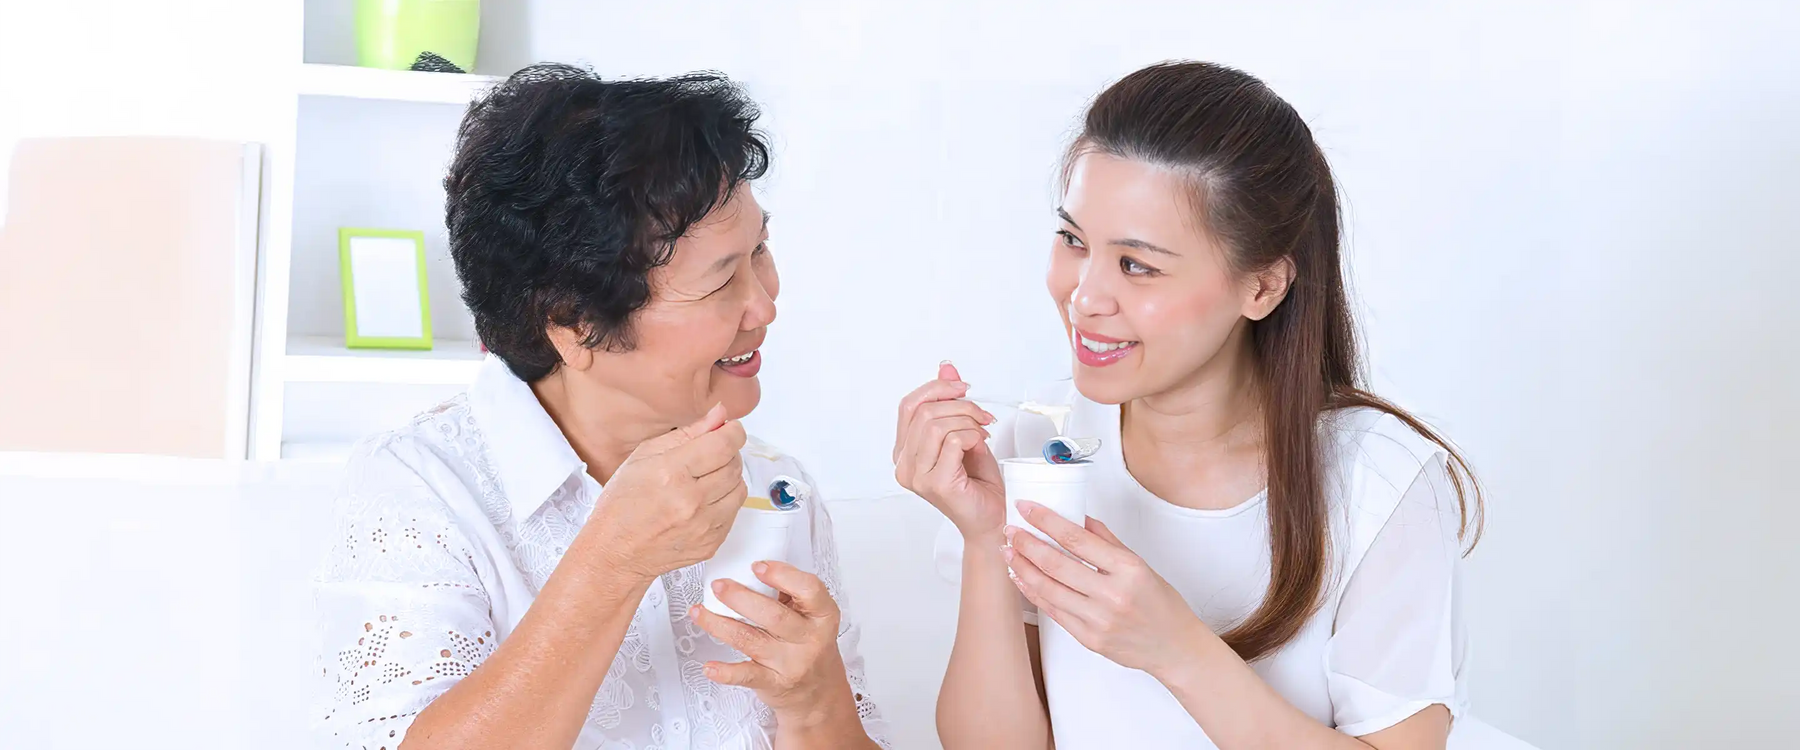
[312,445,499,747]
[1326,452,1470,736]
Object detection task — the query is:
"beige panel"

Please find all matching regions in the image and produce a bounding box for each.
[0,137,261,458]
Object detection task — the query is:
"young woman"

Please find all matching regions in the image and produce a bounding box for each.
[895,61,1511,749]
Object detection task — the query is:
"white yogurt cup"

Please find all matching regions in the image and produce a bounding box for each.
[701,504,795,622]
[1002,457,1093,549]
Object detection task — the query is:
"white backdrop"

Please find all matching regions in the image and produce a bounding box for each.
[3,1,1798,748]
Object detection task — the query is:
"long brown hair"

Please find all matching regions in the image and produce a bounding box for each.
[1066,61,1485,662]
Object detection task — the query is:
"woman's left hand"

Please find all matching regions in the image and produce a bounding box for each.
[690,561,856,726]
[1005,500,1214,676]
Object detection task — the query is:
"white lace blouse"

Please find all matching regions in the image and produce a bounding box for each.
[313,356,890,750]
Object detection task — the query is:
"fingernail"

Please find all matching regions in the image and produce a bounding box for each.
[1016,499,1036,513]
[689,605,701,619]
[940,359,953,366]
[712,579,726,594]
[1003,525,1017,541]
[1003,546,1015,562]
[752,561,768,575]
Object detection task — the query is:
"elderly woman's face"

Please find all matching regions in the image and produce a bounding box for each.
[589,188,778,425]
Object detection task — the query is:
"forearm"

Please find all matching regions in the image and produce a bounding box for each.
[403,544,649,749]
[938,531,1051,750]
[1155,632,1368,750]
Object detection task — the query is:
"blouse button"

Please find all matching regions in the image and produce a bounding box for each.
[672,719,687,735]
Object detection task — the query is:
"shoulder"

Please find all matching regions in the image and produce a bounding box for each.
[347,395,480,483]
[1323,406,1449,503]
[1321,406,1461,567]
[335,395,493,535]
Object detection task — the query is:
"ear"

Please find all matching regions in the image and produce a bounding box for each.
[544,325,595,371]
[1242,257,1295,321]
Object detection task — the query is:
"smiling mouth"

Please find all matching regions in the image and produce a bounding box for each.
[1076,334,1138,353]
[717,351,756,366]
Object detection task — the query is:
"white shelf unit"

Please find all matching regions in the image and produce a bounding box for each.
[297,63,502,105]
[284,335,484,385]
[249,0,531,459]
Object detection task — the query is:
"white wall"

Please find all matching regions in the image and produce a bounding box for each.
[0,0,297,224]
[3,1,1798,748]
[533,5,1800,741]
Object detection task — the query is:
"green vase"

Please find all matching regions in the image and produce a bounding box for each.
[355,0,481,73]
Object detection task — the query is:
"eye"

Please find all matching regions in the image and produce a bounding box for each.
[1121,256,1160,277]
[1056,229,1086,250]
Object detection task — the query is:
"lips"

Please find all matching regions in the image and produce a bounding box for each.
[715,350,762,377]
[1072,328,1138,368]
[716,334,766,378]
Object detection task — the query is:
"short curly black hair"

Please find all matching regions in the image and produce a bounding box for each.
[445,63,771,382]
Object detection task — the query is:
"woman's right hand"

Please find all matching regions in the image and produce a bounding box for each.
[585,403,749,584]
[894,362,1006,538]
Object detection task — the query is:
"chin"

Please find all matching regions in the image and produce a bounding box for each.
[716,378,762,420]
[1070,365,1138,406]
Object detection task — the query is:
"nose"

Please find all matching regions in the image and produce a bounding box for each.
[1069,257,1119,319]
[744,267,777,330]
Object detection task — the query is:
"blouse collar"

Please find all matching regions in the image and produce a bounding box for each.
[467,355,587,523]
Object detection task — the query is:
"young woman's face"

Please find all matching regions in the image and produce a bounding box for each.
[580,187,779,426]
[1046,152,1262,405]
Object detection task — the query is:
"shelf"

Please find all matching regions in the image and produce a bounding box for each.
[297,63,502,105]
[284,335,484,385]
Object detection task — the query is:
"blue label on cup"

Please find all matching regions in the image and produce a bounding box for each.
[768,475,807,509]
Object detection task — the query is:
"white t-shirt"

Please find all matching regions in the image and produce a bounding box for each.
[313,356,891,750]
[936,382,1470,748]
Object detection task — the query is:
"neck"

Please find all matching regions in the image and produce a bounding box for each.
[1124,326,1263,459]
[530,369,670,484]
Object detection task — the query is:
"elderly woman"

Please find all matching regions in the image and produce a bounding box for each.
[313,65,888,750]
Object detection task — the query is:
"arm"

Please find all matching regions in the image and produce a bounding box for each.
[892,363,1051,749]
[402,406,747,747]
[318,405,747,749]
[400,530,651,749]
[1155,633,1449,749]
[937,529,1053,750]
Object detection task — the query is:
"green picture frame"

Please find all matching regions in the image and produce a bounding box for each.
[338,227,434,350]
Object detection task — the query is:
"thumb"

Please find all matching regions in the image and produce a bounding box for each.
[643,402,729,455]
[966,437,1002,485]
[938,360,962,382]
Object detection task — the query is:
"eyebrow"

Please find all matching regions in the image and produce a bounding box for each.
[1110,237,1176,256]
[706,211,772,275]
[1056,207,1176,257]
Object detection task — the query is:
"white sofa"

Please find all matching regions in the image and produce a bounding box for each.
[0,457,956,750]
[0,456,1527,749]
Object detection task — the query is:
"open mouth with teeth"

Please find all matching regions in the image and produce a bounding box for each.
[1078,335,1137,353]
[1073,330,1139,367]
[715,348,762,376]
